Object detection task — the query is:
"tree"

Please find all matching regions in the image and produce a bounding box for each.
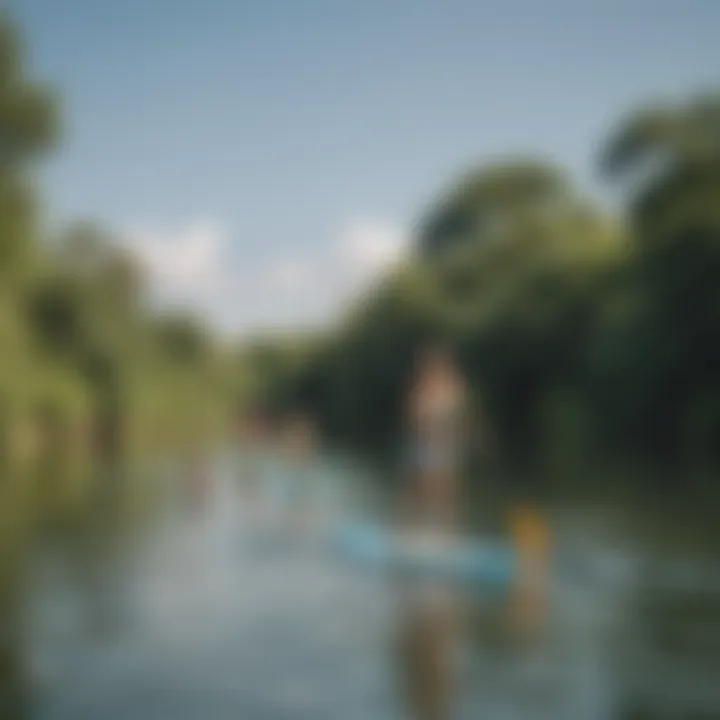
[416,158,572,259]
[0,14,56,170]
[601,94,720,239]
[0,15,57,472]
[598,93,720,467]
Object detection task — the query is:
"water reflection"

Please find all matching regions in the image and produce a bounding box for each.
[0,474,36,720]
[0,456,717,718]
[0,572,30,719]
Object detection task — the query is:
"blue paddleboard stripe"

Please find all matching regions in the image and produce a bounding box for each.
[332,524,516,587]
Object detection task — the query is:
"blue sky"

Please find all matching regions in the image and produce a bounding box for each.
[11,0,720,335]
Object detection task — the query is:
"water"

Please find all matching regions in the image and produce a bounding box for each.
[2,454,719,719]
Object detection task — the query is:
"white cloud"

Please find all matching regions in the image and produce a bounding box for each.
[319,218,409,308]
[126,220,224,295]
[337,219,408,276]
[259,218,408,305]
[238,218,409,335]
[120,216,409,337]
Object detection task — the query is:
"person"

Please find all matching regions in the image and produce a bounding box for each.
[395,342,469,720]
[508,503,551,641]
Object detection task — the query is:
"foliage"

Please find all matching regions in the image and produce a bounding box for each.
[3,10,720,495]
[0,17,232,483]
[260,94,720,486]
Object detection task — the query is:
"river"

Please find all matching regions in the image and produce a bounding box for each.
[1,453,719,719]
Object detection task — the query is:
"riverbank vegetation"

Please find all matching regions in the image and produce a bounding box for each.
[2,11,719,503]
[254,103,720,492]
[0,16,232,524]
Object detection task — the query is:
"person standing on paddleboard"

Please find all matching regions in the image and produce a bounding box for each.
[396,342,469,720]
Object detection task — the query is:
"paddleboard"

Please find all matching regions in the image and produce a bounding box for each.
[331,523,516,588]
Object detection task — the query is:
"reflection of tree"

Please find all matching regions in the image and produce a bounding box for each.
[0,623,30,719]
[75,524,125,638]
[618,546,720,719]
[0,551,30,719]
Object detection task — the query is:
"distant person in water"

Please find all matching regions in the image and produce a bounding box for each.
[396,342,469,720]
[509,503,551,641]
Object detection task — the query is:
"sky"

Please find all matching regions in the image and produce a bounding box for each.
[10,0,720,336]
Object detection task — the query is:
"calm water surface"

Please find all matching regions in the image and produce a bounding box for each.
[2,453,718,719]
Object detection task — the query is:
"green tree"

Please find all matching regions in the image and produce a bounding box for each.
[0,15,57,472]
[597,93,720,468]
[601,93,720,238]
[417,158,572,260]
